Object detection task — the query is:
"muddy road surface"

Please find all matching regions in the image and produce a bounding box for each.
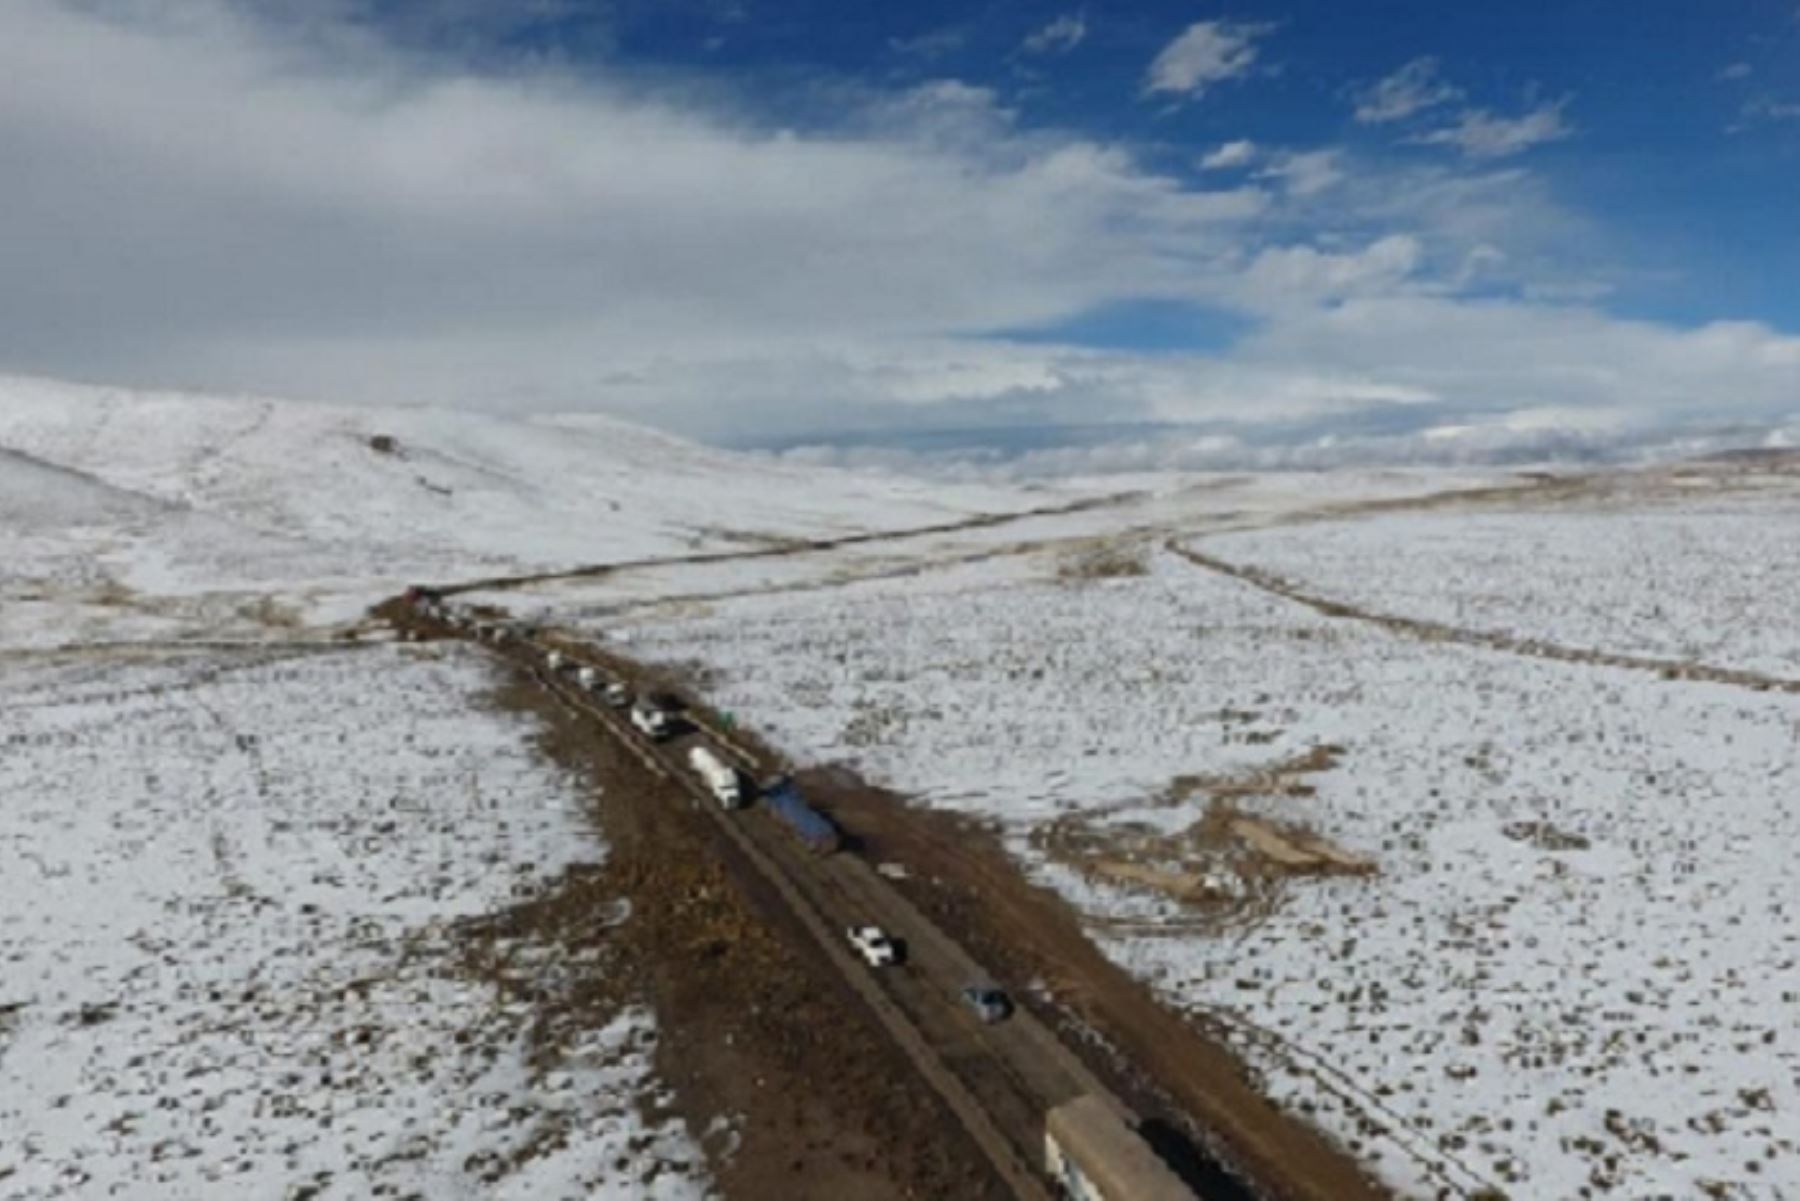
[384,593,1393,1201]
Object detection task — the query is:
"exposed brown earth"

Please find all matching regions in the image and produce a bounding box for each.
[456,663,1010,1201]
[538,632,1391,1201]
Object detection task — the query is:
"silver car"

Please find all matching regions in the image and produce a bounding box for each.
[960,984,1011,1024]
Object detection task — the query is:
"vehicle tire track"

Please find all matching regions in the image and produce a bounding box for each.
[1167,540,1800,696]
[434,490,1145,596]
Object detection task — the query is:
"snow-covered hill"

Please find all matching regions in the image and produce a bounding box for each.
[0,447,167,529]
[0,374,1038,638]
[0,375,1033,567]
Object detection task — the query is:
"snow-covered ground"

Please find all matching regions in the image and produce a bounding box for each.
[12,372,1795,1199]
[0,374,1053,634]
[1207,485,1800,680]
[0,643,708,1200]
[616,499,1800,1200]
[483,465,1524,629]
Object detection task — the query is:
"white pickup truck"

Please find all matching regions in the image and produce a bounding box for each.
[687,746,743,808]
[847,925,900,967]
[629,699,673,741]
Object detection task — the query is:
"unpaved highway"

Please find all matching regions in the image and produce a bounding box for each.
[385,596,1395,1201]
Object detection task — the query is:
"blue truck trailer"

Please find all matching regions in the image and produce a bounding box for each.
[762,778,840,854]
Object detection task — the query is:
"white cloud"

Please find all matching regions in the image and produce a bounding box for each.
[1719,62,1753,81]
[1257,148,1344,196]
[889,27,964,59]
[1022,13,1086,56]
[1353,57,1462,123]
[1143,20,1270,98]
[1353,57,1461,124]
[1743,96,1800,121]
[1417,99,1574,158]
[1200,139,1257,170]
[1239,235,1424,310]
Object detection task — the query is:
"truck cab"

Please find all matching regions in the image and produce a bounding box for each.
[847,925,900,967]
[630,699,673,740]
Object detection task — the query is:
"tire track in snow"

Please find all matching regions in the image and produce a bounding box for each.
[1167,540,1800,696]
[433,490,1146,596]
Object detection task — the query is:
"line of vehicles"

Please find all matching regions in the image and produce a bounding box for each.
[418,597,1021,1016]
[406,595,854,852]
[402,589,1199,1201]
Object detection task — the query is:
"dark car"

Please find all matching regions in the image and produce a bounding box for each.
[961,984,1011,1023]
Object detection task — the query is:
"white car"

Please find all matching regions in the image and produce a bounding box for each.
[601,681,631,708]
[846,925,899,967]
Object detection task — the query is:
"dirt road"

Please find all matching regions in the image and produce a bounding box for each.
[431,488,1145,596]
[384,594,1398,1201]
[1168,540,1800,696]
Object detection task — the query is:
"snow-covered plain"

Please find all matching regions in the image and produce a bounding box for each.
[616,500,1800,1200]
[0,644,707,1200]
[1208,481,1800,680]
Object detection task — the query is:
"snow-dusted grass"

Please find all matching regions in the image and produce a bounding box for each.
[620,543,1800,1200]
[1208,495,1800,679]
[0,645,708,1200]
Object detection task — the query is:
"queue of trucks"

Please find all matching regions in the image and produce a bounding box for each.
[448,605,842,855]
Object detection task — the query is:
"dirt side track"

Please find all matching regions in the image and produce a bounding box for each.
[1168,541,1800,696]
[431,488,1144,596]
[386,596,1396,1201]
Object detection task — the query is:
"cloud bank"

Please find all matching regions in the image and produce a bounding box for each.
[0,0,1795,469]
[1022,13,1086,56]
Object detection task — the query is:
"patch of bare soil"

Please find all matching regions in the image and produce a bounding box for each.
[798,767,1391,1201]
[460,668,1007,1201]
[1056,541,1152,583]
[1031,746,1374,937]
[1499,820,1590,852]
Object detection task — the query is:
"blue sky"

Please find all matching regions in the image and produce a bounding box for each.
[473,0,1800,332]
[1,0,1796,469]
